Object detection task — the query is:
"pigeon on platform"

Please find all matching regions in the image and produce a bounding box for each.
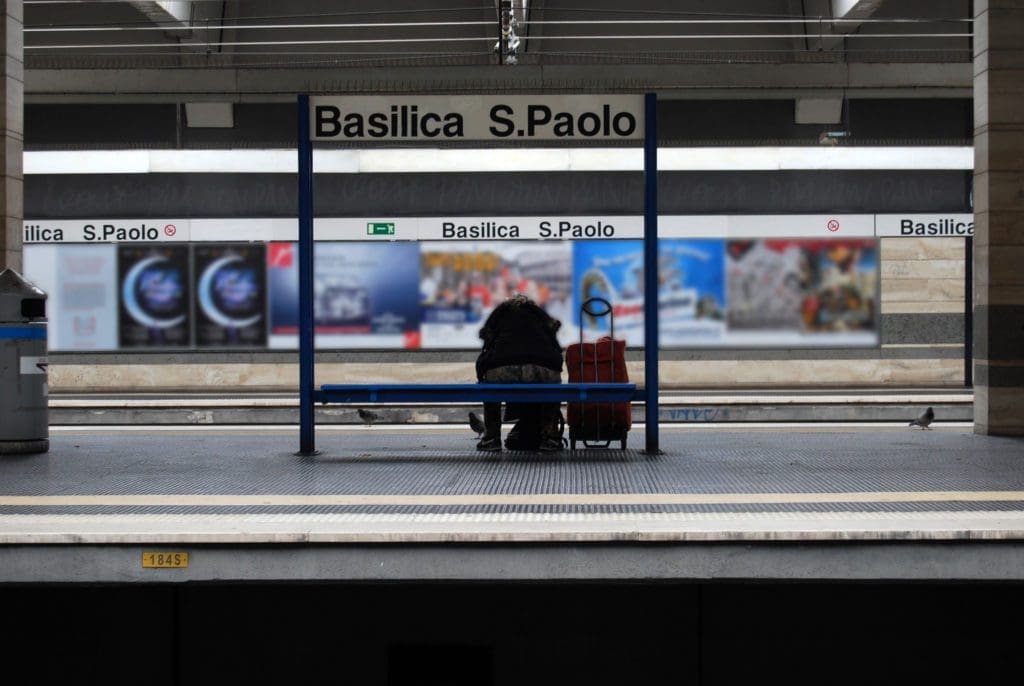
[469,411,486,439]
[357,408,379,427]
[909,406,934,430]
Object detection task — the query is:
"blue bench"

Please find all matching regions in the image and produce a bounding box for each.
[316,383,640,405]
[316,383,641,450]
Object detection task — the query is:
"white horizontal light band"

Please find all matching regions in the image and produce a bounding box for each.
[24,146,974,175]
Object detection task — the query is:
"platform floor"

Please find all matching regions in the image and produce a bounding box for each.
[3,423,1024,582]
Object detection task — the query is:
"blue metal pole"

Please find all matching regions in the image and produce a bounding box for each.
[297,94,316,455]
[643,92,659,453]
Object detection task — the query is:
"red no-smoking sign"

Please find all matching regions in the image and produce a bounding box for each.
[826,219,840,232]
[164,224,177,237]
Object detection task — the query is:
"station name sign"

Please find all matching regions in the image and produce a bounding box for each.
[427,218,627,240]
[875,214,974,237]
[24,220,190,244]
[309,95,645,142]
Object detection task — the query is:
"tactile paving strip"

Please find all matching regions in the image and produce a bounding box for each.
[3,429,1024,511]
[7,501,1024,516]
[6,430,1024,499]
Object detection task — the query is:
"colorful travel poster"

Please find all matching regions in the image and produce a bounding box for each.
[572,239,727,346]
[193,244,267,347]
[117,244,191,348]
[725,239,878,345]
[419,241,573,348]
[267,242,420,349]
[796,240,878,335]
[656,239,727,345]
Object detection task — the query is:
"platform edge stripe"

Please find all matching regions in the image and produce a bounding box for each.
[4,491,1024,507]
[5,515,1024,545]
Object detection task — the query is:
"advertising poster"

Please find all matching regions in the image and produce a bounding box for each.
[572,239,727,346]
[193,244,267,347]
[726,239,878,345]
[657,240,726,345]
[796,240,878,336]
[420,241,573,348]
[117,244,191,348]
[267,242,420,349]
[56,245,119,351]
[21,245,59,341]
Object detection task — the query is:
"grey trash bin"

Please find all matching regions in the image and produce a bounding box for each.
[0,268,49,454]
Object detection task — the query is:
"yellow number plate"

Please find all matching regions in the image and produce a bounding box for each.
[141,552,189,569]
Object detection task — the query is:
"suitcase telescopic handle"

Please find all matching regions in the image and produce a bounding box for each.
[579,297,615,384]
[580,297,614,342]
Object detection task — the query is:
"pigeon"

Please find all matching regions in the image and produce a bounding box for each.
[909,406,934,430]
[469,411,486,439]
[357,408,379,427]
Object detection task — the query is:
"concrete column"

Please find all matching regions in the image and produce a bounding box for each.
[0,0,23,271]
[973,1,1024,435]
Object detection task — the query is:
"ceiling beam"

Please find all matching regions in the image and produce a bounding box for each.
[24,62,971,103]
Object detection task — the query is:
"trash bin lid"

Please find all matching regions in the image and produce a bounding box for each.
[0,268,47,322]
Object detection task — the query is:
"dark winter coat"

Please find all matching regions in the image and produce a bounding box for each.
[476,297,563,379]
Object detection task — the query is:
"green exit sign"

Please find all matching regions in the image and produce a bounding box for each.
[367,222,395,236]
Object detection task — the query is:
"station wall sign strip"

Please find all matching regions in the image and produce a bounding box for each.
[23,214,973,244]
[309,95,646,142]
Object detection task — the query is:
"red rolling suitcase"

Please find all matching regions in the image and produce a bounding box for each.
[566,297,631,450]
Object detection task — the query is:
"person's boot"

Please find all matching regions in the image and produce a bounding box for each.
[477,435,502,452]
[477,403,502,452]
[538,433,562,452]
[538,404,563,452]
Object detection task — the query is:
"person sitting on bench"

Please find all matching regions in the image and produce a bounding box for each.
[475,294,563,452]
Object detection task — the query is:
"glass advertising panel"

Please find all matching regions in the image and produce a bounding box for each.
[117,244,191,348]
[573,239,726,346]
[726,239,878,346]
[420,241,573,348]
[267,242,421,349]
[194,244,267,348]
[56,245,119,351]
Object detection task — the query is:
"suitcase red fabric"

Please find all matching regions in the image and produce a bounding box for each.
[566,298,631,449]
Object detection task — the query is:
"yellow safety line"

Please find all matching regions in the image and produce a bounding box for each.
[3,491,1024,507]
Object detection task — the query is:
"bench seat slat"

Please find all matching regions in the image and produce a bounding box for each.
[317,383,639,404]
